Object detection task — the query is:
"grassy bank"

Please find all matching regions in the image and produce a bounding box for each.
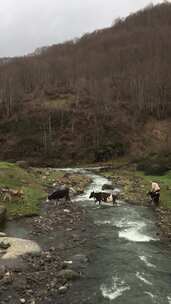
[0,162,91,218]
[100,158,171,208]
[137,170,171,208]
[0,162,46,217]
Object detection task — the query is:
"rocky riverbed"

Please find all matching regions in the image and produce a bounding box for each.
[0,167,93,304]
[0,200,95,304]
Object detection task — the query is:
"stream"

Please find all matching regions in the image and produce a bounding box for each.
[66,168,171,304]
[2,168,171,303]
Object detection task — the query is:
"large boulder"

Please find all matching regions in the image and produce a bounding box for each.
[0,206,7,224]
[102,184,114,190]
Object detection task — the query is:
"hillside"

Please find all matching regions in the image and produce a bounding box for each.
[0,3,171,166]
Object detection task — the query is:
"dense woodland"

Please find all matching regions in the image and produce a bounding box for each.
[0,3,171,166]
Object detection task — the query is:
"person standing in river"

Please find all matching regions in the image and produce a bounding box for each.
[148,181,160,207]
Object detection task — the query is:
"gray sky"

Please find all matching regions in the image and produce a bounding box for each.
[0,0,163,57]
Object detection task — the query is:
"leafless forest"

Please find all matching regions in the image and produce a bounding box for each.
[0,3,171,165]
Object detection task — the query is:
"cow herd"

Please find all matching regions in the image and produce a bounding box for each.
[47,184,119,207]
[47,183,160,208]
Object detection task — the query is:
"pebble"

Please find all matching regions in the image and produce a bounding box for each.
[63,260,73,265]
[20,299,26,303]
[64,209,70,213]
[58,285,68,294]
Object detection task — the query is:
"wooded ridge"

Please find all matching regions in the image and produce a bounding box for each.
[0,3,170,166]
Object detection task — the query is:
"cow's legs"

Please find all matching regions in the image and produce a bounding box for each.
[66,194,71,201]
[112,195,117,206]
[96,199,101,205]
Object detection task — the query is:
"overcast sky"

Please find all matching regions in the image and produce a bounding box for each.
[0,0,164,57]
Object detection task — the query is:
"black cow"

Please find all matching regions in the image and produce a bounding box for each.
[48,186,70,202]
[89,191,118,205]
[147,191,160,207]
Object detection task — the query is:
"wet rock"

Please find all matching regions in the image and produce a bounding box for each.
[63,209,70,213]
[72,254,89,264]
[0,242,10,250]
[102,184,114,190]
[58,285,68,294]
[57,269,80,281]
[62,260,73,268]
[69,254,89,271]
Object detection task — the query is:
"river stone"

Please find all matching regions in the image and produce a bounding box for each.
[69,254,89,271]
[72,254,89,264]
[0,237,41,260]
[58,285,68,294]
[102,184,114,190]
[0,206,7,224]
[57,269,80,281]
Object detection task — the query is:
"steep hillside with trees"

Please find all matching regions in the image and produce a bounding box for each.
[0,3,171,166]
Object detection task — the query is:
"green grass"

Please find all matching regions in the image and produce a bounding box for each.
[5,187,45,217]
[0,161,46,217]
[34,169,65,186]
[43,96,74,110]
[137,170,171,208]
[0,162,30,188]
